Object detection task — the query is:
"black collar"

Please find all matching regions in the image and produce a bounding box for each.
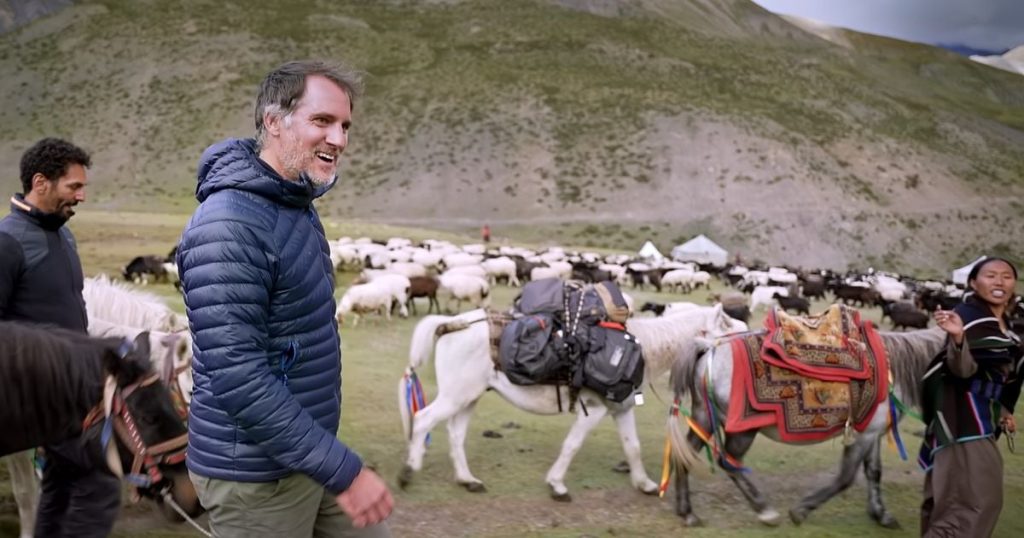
[9,193,69,231]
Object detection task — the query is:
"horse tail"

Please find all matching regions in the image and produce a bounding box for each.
[669,335,711,402]
[665,337,714,474]
[667,409,703,474]
[399,314,464,439]
[408,315,464,370]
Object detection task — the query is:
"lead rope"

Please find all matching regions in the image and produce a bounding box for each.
[161,491,211,537]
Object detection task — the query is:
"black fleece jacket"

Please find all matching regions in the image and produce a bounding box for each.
[0,194,88,332]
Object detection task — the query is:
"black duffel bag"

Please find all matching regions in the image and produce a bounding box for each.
[582,322,645,403]
[499,313,570,386]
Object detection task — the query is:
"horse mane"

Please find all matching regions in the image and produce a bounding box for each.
[627,309,718,381]
[877,327,947,409]
[84,275,185,332]
[0,322,116,452]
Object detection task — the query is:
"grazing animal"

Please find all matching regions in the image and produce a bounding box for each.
[833,284,880,307]
[437,273,491,313]
[888,307,930,331]
[750,286,788,311]
[712,291,750,324]
[397,306,747,500]
[640,301,699,317]
[122,255,169,285]
[0,322,203,521]
[407,275,441,315]
[336,281,395,327]
[667,327,945,528]
[799,276,827,300]
[772,292,810,315]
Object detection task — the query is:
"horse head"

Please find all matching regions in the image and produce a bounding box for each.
[96,331,203,521]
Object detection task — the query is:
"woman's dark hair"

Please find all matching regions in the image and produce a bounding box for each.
[967,256,1019,284]
[19,138,91,193]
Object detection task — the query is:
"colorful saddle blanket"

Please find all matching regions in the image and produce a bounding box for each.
[726,305,890,442]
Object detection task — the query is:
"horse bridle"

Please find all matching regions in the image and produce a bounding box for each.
[114,374,189,488]
[82,373,188,491]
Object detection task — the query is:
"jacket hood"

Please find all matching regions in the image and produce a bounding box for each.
[195,138,336,207]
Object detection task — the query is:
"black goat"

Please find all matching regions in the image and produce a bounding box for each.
[889,307,930,331]
[772,292,810,315]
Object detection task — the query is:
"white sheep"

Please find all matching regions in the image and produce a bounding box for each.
[386,261,428,279]
[443,265,488,279]
[443,252,484,269]
[750,285,790,311]
[336,281,394,327]
[662,269,695,293]
[545,261,573,280]
[356,272,410,318]
[530,266,561,282]
[410,248,444,271]
[481,256,520,287]
[438,273,491,313]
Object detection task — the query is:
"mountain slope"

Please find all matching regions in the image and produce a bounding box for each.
[1,0,1022,274]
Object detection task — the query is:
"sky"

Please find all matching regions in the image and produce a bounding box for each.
[751,0,1024,52]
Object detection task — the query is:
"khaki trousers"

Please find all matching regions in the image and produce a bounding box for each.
[190,471,391,538]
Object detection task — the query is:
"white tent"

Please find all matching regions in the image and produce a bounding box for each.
[637,240,665,261]
[952,256,987,285]
[671,234,728,267]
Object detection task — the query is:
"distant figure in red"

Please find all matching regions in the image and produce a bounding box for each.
[481,223,491,244]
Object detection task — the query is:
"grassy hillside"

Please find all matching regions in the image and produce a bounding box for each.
[1,0,1023,273]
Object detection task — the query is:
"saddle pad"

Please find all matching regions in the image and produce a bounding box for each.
[762,304,872,380]
[725,327,889,442]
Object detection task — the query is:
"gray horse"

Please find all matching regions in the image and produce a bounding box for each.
[667,326,945,528]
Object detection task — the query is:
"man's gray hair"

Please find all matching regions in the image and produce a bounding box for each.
[254,60,363,147]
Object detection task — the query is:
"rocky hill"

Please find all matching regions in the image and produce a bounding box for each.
[1,0,1022,274]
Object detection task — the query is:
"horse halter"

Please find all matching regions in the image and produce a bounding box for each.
[82,372,188,493]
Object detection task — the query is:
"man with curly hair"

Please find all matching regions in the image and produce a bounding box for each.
[0,137,120,537]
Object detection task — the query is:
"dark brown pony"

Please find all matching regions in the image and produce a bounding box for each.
[407,275,441,315]
[0,321,202,520]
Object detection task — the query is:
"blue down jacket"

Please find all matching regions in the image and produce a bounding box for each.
[177,138,361,493]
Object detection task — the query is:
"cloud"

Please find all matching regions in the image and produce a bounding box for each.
[752,0,1024,50]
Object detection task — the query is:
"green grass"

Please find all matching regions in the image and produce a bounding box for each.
[3,211,1023,536]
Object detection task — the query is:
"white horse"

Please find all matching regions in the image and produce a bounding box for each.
[83,274,187,332]
[667,326,946,528]
[397,305,747,500]
[8,276,190,537]
[88,318,194,403]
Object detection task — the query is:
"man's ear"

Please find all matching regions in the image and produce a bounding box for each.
[263,111,282,138]
[30,173,51,193]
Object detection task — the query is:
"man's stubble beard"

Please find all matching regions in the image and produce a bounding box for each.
[280,130,336,188]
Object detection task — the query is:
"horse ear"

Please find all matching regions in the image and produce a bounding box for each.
[133,331,151,357]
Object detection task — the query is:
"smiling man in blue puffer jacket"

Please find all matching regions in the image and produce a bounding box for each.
[176,60,392,537]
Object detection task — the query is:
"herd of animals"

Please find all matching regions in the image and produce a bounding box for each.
[125,236,1022,333]
[31,236,1011,533]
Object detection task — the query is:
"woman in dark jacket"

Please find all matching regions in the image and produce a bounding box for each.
[919,256,1022,537]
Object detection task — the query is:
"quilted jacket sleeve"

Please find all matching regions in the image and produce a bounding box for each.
[180,206,362,493]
